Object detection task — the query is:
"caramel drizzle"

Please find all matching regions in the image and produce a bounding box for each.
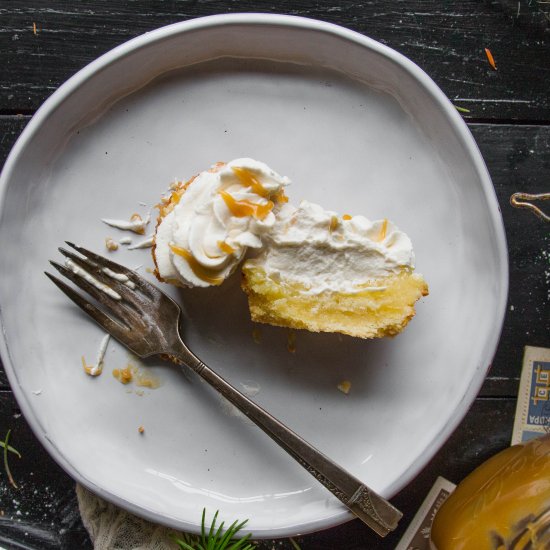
[376,219,388,242]
[81,356,97,376]
[232,166,289,204]
[274,188,289,204]
[217,240,236,254]
[219,190,274,220]
[232,166,269,197]
[170,244,224,285]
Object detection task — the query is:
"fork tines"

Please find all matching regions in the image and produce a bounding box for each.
[46,242,156,338]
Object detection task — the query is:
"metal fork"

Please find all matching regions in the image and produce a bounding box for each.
[46,242,402,537]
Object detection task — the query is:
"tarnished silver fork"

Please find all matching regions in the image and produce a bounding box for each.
[46,242,402,537]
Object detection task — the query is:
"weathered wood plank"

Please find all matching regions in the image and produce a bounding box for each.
[0,116,29,390]
[0,388,516,549]
[1,1,550,119]
[472,124,550,396]
[0,390,91,550]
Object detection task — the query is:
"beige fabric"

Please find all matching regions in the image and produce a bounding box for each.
[76,484,187,550]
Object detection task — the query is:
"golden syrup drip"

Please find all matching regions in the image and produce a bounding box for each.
[375,219,388,242]
[81,356,92,374]
[170,244,224,285]
[219,190,274,220]
[329,216,339,232]
[342,214,352,220]
[217,240,236,255]
[81,355,102,376]
[274,189,289,204]
[232,166,269,197]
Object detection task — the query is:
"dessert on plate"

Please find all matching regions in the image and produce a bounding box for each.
[242,200,428,338]
[153,158,289,287]
[153,159,428,339]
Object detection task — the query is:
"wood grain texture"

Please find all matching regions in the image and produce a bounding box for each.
[472,124,550,396]
[0,391,91,550]
[0,116,29,390]
[1,0,550,119]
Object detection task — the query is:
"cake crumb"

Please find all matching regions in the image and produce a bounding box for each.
[105,237,119,251]
[112,364,160,389]
[337,380,352,395]
[135,370,160,389]
[113,366,133,384]
[138,426,145,434]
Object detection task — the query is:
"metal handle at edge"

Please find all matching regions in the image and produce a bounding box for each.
[173,346,402,537]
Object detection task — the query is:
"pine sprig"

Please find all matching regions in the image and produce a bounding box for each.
[1,429,21,489]
[172,509,254,550]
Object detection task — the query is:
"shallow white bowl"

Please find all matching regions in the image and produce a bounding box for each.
[0,14,508,537]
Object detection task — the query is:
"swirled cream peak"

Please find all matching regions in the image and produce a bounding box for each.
[154,158,289,287]
[245,200,415,294]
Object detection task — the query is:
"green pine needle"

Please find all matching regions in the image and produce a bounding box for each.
[454,105,471,113]
[172,509,255,550]
[1,430,20,489]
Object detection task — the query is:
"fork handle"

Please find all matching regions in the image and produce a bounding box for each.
[172,346,402,537]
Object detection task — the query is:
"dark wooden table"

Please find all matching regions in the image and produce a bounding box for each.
[1,2,549,549]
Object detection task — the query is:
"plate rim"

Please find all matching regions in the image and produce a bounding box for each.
[0,13,509,538]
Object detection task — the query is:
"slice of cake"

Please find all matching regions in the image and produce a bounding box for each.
[241,201,428,339]
[153,158,289,287]
[153,159,428,339]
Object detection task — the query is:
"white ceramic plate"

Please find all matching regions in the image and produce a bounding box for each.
[0,14,508,537]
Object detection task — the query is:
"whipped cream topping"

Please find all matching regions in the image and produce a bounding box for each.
[246,200,415,294]
[154,158,289,287]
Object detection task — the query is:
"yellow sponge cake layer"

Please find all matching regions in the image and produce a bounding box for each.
[242,265,428,339]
